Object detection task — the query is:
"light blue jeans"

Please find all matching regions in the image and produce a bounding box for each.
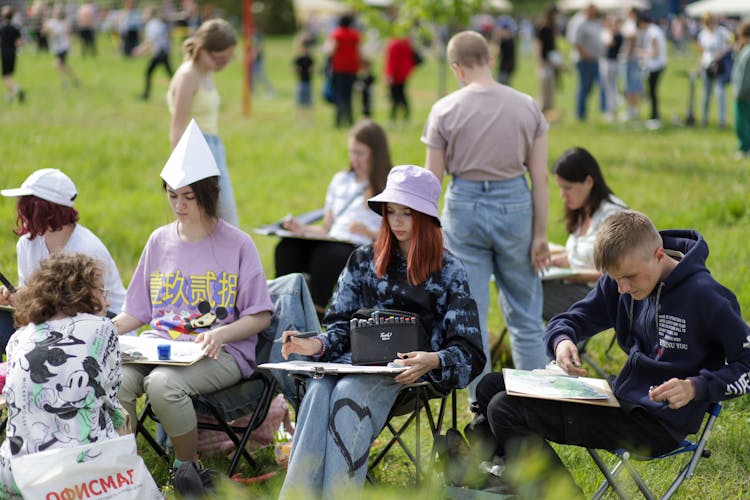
[701,70,727,127]
[265,273,322,409]
[442,176,548,399]
[279,367,401,498]
[204,133,239,227]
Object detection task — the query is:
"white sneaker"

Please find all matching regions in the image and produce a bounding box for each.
[645,119,662,130]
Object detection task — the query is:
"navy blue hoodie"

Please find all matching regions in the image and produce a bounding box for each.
[545,229,750,440]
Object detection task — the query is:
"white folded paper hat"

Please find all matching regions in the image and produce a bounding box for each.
[160,119,220,190]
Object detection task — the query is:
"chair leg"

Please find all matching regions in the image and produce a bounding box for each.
[588,449,628,500]
[620,452,656,500]
[135,404,170,464]
[203,404,258,475]
[224,381,277,477]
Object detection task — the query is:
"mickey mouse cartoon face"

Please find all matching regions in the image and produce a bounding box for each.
[187,300,228,331]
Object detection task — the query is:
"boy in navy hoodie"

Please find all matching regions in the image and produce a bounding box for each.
[473,210,750,494]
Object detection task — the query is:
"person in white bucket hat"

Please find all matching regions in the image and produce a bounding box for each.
[277,165,484,497]
[0,168,127,318]
[112,120,273,488]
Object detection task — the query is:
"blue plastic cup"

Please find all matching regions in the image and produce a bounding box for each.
[157,344,171,361]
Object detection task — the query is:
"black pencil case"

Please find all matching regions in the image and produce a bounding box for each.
[350,308,430,366]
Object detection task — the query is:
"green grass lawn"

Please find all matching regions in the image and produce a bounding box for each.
[1,30,750,498]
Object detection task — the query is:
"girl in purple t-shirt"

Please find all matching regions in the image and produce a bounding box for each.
[113,173,273,481]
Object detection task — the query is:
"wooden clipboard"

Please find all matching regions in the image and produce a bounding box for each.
[503,368,620,408]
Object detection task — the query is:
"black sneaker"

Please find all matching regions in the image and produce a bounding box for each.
[17,89,25,103]
[173,461,217,498]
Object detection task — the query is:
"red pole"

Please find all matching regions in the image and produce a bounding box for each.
[243,0,254,116]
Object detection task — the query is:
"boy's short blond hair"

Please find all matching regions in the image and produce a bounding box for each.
[446,31,490,69]
[594,210,662,273]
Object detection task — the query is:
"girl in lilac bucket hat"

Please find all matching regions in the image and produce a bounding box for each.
[278,165,484,497]
[367,164,442,226]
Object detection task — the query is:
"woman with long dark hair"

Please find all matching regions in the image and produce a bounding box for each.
[112,122,273,486]
[277,165,484,497]
[551,147,627,282]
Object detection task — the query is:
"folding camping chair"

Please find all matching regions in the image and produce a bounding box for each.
[0,306,14,435]
[587,402,722,500]
[291,373,456,486]
[490,277,608,376]
[366,383,456,485]
[135,273,320,477]
[541,279,613,378]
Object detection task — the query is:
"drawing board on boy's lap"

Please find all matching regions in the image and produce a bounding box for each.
[503,368,620,408]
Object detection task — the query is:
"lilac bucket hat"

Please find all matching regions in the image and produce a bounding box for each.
[368,165,442,225]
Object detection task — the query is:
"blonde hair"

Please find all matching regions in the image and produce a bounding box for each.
[14,253,105,326]
[183,18,236,62]
[594,210,662,273]
[446,31,490,68]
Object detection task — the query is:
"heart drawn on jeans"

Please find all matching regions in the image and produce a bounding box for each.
[329,397,373,476]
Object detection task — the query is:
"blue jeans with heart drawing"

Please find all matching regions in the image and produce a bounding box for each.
[279,366,401,498]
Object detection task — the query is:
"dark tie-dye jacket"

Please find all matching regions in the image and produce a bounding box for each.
[318,245,485,392]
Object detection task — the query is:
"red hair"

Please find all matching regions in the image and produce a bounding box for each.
[374,208,443,285]
[13,195,79,239]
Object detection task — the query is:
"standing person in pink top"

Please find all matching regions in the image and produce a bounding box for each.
[324,14,360,128]
[384,34,416,123]
[167,18,239,227]
[423,31,550,403]
[112,121,273,488]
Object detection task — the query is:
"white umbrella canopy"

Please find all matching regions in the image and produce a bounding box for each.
[293,0,349,20]
[558,0,649,12]
[685,0,750,17]
[486,0,513,12]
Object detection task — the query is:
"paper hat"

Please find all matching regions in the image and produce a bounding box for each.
[1,168,78,207]
[160,119,220,189]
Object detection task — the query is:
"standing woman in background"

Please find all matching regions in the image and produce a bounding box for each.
[43,5,79,87]
[534,4,561,121]
[697,13,733,128]
[732,21,750,159]
[167,18,240,227]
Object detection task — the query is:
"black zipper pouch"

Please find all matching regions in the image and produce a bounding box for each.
[350,308,430,365]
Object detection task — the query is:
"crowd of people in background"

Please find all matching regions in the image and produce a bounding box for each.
[2,2,748,144]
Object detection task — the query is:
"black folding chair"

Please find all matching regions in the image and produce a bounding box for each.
[367,383,456,485]
[587,402,722,500]
[541,279,613,377]
[135,273,319,476]
[0,305,14,356]
[291,373,455,486]
[491,278,602,373]
[0,306,14,435]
